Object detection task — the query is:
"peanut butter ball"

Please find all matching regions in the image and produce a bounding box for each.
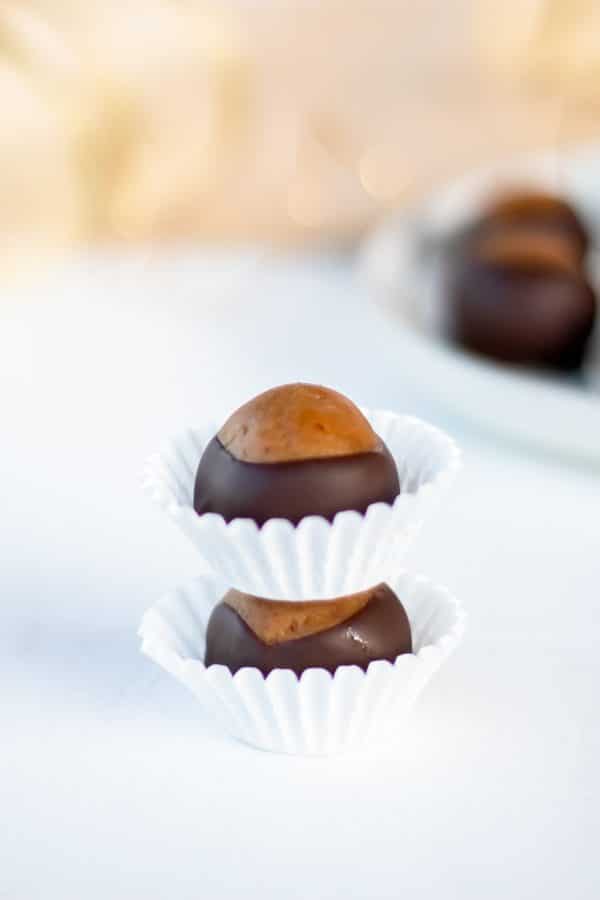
[193,383,400,525]
[205,583,412,676]
[446,229,596,370]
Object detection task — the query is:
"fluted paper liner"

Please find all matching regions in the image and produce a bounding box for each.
[139,570,466,756]
[143,410,460,599]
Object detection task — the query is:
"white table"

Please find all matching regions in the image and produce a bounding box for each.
[2,249,599,899]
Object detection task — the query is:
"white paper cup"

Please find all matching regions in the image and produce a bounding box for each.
[139,570,466,756]
[143,410,460,600]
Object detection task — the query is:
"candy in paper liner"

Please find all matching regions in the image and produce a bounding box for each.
[143,410,460,599]
[139,570,466,756]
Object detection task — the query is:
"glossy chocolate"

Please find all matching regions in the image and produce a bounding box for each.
[194,384,400,525]
[204,583,412,676]
[446,233,596,370]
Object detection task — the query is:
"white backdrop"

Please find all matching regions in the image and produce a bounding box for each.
[2,249,599,898]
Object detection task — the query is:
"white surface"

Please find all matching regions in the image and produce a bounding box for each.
[360,144,600,465]
[140,571,465,755]
[2,248,600,898]
[145,411,459,598]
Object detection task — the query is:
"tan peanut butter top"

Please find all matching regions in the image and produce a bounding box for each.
[218,383,380,463]
[477,230,581,275]
[222,585,382,645]
[484,190,577,223]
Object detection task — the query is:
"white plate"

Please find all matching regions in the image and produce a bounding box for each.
[359,144,600,466]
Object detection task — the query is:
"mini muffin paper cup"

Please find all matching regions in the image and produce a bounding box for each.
[143,410,461,600]
[139,570,466,756]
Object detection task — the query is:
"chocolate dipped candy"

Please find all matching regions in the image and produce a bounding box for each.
[194,383,400,525]
[473,188,589,261]
[204,583,412,676]
[445,228,597,370]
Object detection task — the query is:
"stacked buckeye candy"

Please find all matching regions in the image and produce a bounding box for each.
[141,382,463,754]
[195,384,412,676]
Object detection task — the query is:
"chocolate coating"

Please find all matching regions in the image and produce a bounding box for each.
[204,583,412,676]
[194,384,400,525]
[474,189,589,260]
[194,436,399,525]
[446,232,596,370]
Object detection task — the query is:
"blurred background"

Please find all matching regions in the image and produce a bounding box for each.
[3,3,600,899]
[1,0,600,269]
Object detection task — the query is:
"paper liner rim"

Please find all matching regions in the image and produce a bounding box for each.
[142,409,461,533]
